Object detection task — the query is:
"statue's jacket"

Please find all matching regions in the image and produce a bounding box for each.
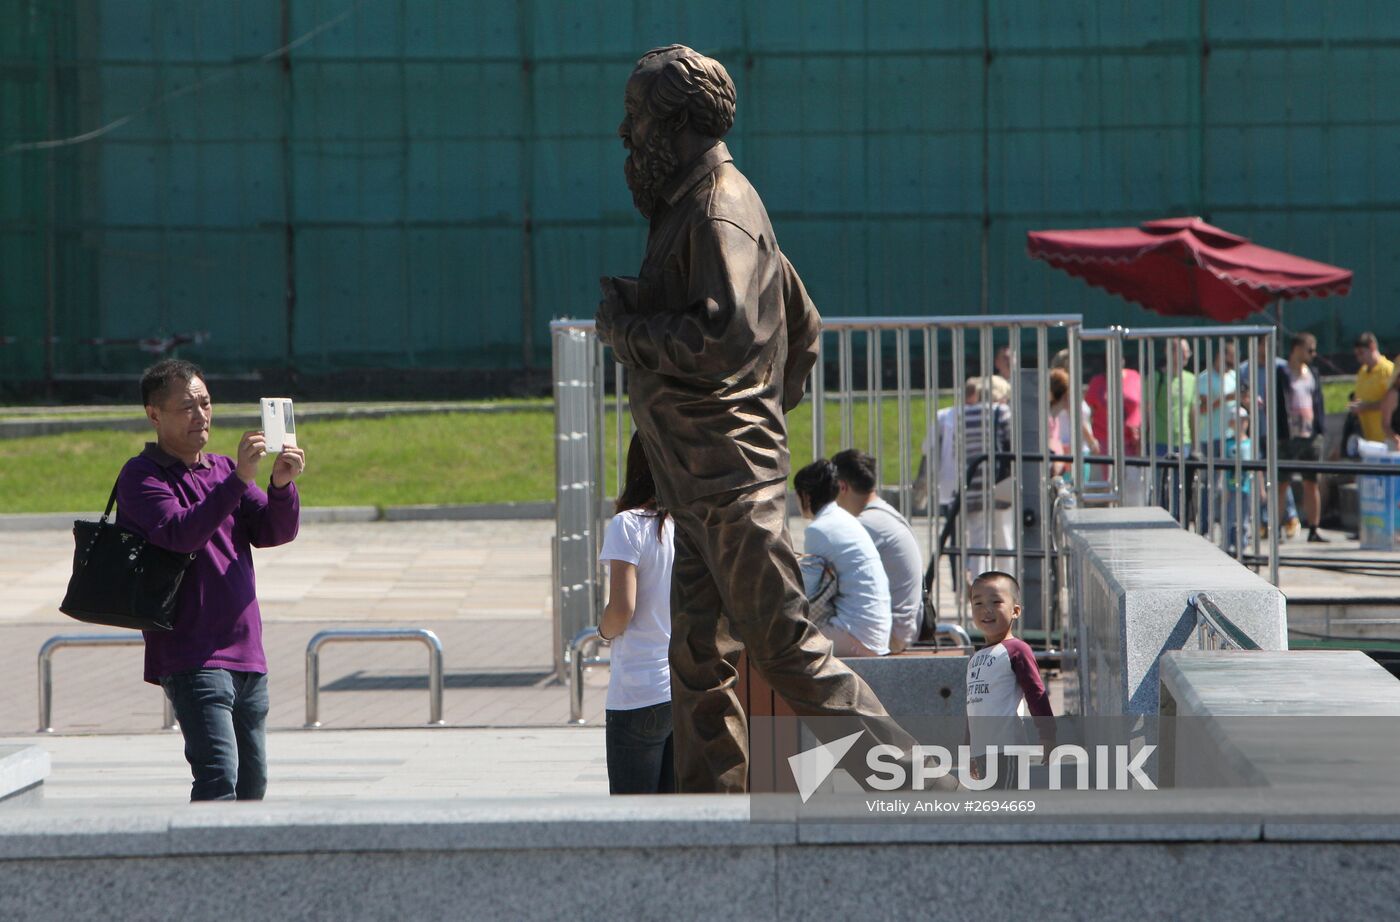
[610,141,822,507]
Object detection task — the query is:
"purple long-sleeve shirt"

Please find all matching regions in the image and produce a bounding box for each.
[116,443,300,684]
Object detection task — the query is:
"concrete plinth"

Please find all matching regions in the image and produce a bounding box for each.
[1060,507,1286,716]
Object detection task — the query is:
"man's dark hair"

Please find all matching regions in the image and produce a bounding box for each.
[1290,333,1316,356]
[1355,331,1378,349]
[140,359,205,407]
[830,449,878,495]
[793,459,839,515]
[635,44,737,139]
[972,570,1021,605]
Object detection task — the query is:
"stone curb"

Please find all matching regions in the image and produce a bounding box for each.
[381,502,554,522]
[0,503,556,532]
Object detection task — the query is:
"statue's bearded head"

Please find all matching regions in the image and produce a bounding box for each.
[619,45,736,219]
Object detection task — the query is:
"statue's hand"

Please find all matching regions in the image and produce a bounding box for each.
[596,276,624,346]
[595,302,614,345]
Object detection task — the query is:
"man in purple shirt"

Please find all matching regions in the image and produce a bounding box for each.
[117,359,305,801]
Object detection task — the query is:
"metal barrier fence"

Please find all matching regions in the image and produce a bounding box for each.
[552,327,606,682]
[552,313,1400,718]
[304,629,445,728]
[1081,325,1281,585]
[37,634,175,734]
[551,314,1085,668]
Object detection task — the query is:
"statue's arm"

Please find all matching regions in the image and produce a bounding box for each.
[779,252,821,412]
[607,219,778,383]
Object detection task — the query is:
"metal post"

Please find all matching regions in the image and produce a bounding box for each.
[1265,328,1280,586]
[1010,324,1024,606]
[1110,328,1126,502]
[593,335,608,617]
[1068,326,1084,500]
[1176,336,1192,527]
[840,328,854,450]
[37,635,175,734]
[1249,333,1263,568]
[926,325,940,614]
[615,360,625,493]
[567,627,608,725]
[812,331,826,459]
[896,327,912,516]
[1036,324,1052,648]
[979,324,994,573]
[953,328,968,629]
[1146,337,1158,513]
[1135,333,1146,503]
[870,329,881,458]
[304,629,445,728]
[1204,337,1217,546]
[1231,335,1245,561]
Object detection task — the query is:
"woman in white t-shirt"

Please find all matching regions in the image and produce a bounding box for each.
[598,434,676,794]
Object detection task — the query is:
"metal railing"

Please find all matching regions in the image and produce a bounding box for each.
[304,629,445,728]
[1080,324,1281,585]
[565,627,609,725]
[929,622,974,653]
[1189,593,1262,651]
[38,634,175,733]
[551,313,1085,663]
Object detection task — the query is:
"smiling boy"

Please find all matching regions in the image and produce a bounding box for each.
[964,571,1054,787]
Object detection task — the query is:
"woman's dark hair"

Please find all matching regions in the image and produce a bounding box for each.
[615,433,668,538]
[793,459,839,514]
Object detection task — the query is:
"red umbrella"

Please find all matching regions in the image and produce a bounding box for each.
[1026,216,1352,322]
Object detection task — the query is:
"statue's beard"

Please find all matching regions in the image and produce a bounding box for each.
[623,133,679,220]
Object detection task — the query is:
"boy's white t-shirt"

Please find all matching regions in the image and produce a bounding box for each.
[599,510,675,711]
[965,637,1048,756]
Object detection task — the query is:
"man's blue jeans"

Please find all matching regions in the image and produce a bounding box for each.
[605,701,674,794]
[160,669,269,801]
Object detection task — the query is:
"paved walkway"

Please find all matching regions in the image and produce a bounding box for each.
[1,514,1394,807]
[2,517,1391,738]
[0,520,605,736]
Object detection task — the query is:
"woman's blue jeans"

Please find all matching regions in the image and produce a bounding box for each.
[160,669,269,802]
[605,700,675,794]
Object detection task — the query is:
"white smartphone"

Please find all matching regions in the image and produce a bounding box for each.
[259,398,297,453]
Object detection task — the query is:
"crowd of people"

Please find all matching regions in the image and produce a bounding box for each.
[598,436,1056,793]
[1075,330,1400,546]
[119,330,1396,800]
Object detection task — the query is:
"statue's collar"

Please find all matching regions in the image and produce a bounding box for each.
[662,141,733,208]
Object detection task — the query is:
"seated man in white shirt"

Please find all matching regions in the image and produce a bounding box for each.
[793,459,892,657]
[831,449,924,653]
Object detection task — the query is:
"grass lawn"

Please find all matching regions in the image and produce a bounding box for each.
[0,413,558,513]
[0,382,1360,513]
[0,397,949,513]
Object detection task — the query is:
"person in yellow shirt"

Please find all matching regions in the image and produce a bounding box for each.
[1352,332,1395,443]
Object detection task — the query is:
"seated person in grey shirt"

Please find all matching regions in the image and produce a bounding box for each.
[793,460,892,657]
[832,449,924,653]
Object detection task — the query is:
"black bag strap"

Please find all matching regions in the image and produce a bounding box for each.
[100,459,181,525]
[99,479,120,524]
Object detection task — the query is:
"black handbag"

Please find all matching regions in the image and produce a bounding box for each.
[58,477,197,632]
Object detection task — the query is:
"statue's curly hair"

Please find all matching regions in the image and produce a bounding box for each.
[635,45,736,139]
